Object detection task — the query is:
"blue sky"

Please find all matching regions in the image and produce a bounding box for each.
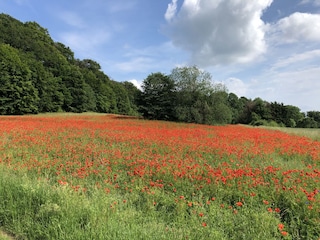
[1,0,320,112]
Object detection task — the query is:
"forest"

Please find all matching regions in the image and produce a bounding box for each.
[1,13,319,128]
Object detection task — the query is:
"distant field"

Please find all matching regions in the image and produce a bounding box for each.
[0,114,319,239]
[258,126,320,141]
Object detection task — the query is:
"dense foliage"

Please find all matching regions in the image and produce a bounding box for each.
[0,14,137,115]
[1,14,319,128]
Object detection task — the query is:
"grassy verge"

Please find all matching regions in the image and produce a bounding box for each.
[258,126,320,141]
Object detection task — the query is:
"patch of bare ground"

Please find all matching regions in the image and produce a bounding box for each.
[0,230,14,240]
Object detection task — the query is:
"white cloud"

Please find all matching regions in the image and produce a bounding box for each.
[226,63,320,112]
[269,12,320,44]
[163,0,273,66]
[224,78,248,97]
[128,79,143,90]
[165,0,178,22]
[266,67,320,111]
[271,49,320,70]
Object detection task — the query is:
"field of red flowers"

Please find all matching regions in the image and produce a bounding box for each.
[0,114,319,239]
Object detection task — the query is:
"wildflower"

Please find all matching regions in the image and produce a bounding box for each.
[275,208,281,213]
[188,202,193,207]
[281,231,288,237]
[263,200,269,205]
[202,222,207,227]
[267,207,273,213]
[236,202,243,207]
[199,212,204,217]
[278,223,284,231]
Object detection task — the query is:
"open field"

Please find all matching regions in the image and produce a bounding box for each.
[0,114,319,239]
[258,126,320,142]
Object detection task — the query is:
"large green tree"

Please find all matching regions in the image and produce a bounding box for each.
[139,72,176,120]
[170,66,213,123]
[0,44,39,114]
[169,66,231,125]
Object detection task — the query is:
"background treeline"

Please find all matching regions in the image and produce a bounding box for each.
[1,14,319,128]
[138,68,320,128]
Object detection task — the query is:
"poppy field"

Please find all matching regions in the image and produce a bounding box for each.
[0,114,319,239]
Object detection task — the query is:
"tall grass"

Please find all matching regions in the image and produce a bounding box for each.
[0,114,319,239]
[0,165,286,240]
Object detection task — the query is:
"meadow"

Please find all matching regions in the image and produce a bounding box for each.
[0,114,319,240]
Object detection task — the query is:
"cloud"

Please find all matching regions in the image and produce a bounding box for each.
[224,78,248,97]
[163,0,273,66]
[13,0,28,5]
[54,10,113,58]
[107,1,137,13]
[165,0,178,22]
[58,30,110,57]
[269,12,320,44]
[128,79,143,90]
[271,49,320,70]
[114,57,155,72]
[111,41,187,74]
[223,65,320,111]
[266,66,320,111]
[57,11,86,28]
[299,0,320,6]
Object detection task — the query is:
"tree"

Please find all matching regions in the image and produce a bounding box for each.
[306,111,320,127]
[297,117,318,128]
[139,72,176,120]
[284,105,304,127]
[169,66,231,125]
[110,81,133,115]
[61,65,95,112]
[227,93,244,123]
[170,66,211,123]
[0,44,39,114]
[55,42,75,64]
[23,56,64,112]
[208,90,232,124]
[122,81,140,116]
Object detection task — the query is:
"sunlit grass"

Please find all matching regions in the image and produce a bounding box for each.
[258,125,320,141]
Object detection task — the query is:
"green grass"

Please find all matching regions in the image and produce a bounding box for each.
[0,165,287,240]
[259,126,320,141]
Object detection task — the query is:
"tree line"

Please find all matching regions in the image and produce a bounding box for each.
[138,68,320,128]
[0,14,138,115]
[1,14,319,128]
